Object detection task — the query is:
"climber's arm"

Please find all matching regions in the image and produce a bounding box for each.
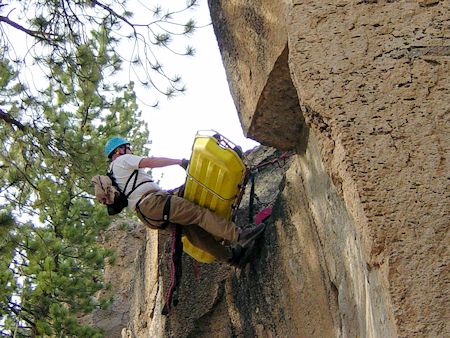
[138,157,182,169]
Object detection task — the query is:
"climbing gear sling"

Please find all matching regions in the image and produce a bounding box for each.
[235,151,294,224]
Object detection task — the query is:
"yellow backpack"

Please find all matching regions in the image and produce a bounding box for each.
[182,131,246,263]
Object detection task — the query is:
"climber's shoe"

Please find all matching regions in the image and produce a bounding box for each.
[228,241,255,268]
[237,223,267,248]
[228,245,245,267]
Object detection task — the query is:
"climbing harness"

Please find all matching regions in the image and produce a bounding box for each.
[162,195,172,227]
[136,193,173,229]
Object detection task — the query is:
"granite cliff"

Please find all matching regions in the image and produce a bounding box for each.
[87,1,449,337]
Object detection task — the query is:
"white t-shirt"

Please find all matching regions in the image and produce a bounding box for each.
[109,154,161,211]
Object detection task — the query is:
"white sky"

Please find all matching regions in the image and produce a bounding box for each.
[141,1,259,188]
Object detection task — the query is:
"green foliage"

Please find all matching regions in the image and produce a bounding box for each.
[0,0,201,335]
[0,60,125,334]
[0,77,141,334]
[0,60,17,88]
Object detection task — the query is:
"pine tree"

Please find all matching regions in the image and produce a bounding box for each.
[0,1,199,336]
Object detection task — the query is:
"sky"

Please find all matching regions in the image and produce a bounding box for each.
[139,1,259,188]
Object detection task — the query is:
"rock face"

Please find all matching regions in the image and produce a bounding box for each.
[208,0,449,337]
[89,1,449,337]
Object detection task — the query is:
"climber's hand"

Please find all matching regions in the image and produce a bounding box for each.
[180,159,189,170]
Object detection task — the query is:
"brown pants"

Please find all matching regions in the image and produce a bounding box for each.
[136,191,239,262]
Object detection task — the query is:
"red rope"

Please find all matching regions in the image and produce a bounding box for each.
[164,227,177,315]
[251,151,294,171]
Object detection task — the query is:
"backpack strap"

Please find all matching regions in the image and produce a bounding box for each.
[108,165,153,197]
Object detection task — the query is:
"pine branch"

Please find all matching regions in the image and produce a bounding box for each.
[4,159,39,191]
[91,0,136,29]
[5,302,36,327]
[0,108,26,131]
[0,14,54,41]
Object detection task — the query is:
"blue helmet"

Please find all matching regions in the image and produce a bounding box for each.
[104,137,130,157]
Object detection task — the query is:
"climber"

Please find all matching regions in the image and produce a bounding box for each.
[93,136,266,266]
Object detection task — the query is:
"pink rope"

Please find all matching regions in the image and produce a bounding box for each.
[164,227,177,315]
